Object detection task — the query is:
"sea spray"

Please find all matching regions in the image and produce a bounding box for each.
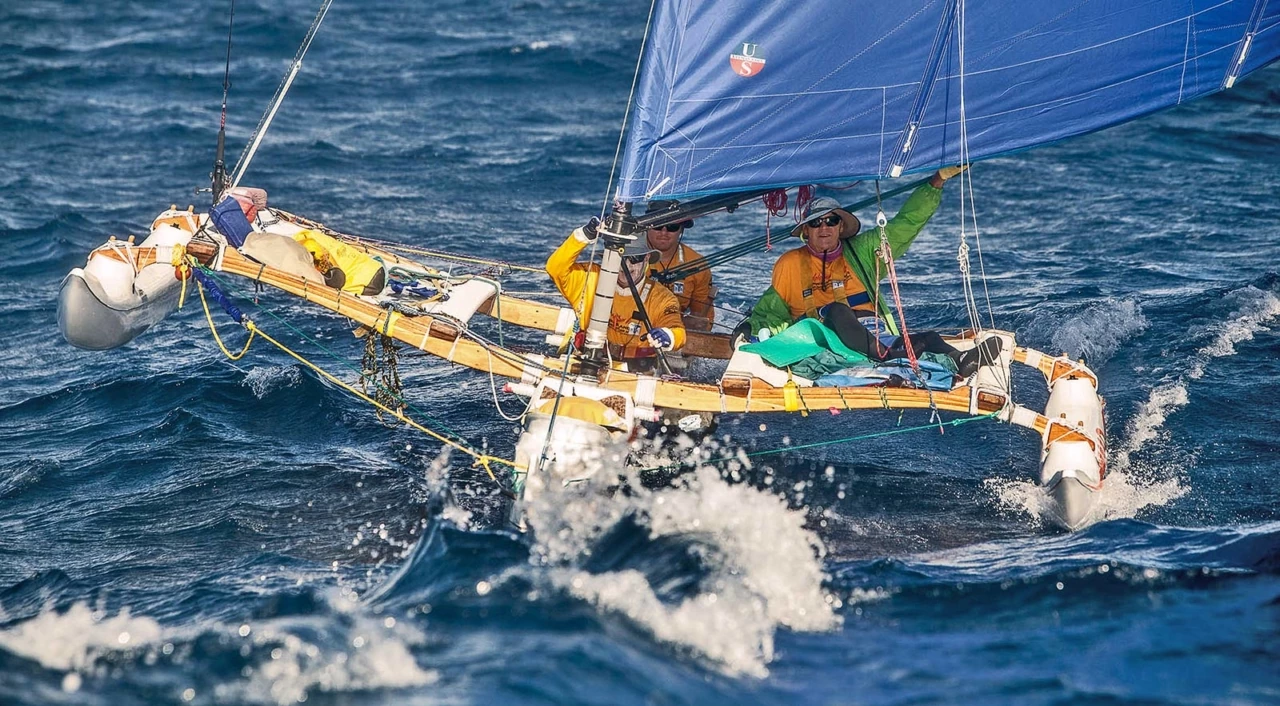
[1049,297,1149,365]
[0,596,435,706]
[989,285,1280,527]
[523,439,838,677]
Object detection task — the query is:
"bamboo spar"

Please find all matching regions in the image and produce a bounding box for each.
[183,241,1005,417]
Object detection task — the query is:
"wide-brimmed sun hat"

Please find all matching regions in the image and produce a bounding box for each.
[620,237,660,264]
[791,196,861,240]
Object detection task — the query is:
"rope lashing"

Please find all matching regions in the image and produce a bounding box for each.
[638,411,1000,475]
[191,264,256,360]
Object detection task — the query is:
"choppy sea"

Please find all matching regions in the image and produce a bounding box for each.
[3,1,1280,704]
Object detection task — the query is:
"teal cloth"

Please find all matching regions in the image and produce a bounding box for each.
[740,319,871,368]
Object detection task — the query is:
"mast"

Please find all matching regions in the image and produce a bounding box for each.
[210,0,236,205]
[577,200,637,373]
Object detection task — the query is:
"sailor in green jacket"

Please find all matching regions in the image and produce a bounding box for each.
[744,166,998,376]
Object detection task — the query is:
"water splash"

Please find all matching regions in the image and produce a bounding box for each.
[1049,297,1149,365]
[990,286,1279,527]
[0,602,162,672]
[235,605,435,706]
[0,597,435,706]
[1114,286,1280,473]
[242,365,303,399]
[523,447,837,677]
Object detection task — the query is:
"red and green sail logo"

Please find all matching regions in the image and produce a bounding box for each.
[729,42,765,77]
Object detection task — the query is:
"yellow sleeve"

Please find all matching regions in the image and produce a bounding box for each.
[546,229,592,308]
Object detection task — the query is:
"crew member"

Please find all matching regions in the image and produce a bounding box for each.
[745,166,999,376]
[546,218,686,368]
[643,202,715,331]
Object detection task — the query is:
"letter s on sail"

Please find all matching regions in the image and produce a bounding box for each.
[729,42,766,78]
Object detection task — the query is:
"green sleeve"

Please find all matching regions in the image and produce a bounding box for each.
[841,183,943,334]
[747,287,793,335]
[846,182,942,272]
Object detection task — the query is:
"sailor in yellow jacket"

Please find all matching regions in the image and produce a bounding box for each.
[546,218,686,366]
[643,202,715,331]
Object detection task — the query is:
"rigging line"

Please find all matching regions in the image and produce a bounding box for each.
[485,345,530,422]
[599,0,659,213]
[211,0,235,201]
[954,0,980,334]
[955,0,1008,395]
[193,262,483,452]
[274,207,541,274]
[638,411,1001,474]
[344,238,541,273]
[954,0,996,333]
[249,321,521,481]
[230,0,335,189]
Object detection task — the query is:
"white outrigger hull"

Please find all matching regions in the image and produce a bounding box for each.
[58,212,198,351]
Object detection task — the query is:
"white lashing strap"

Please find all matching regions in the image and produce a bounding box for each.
[635,377,657,411]
[417,319,434,352]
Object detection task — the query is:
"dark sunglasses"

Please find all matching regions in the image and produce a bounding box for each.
[651,221,690,232]
[805,214,842,229]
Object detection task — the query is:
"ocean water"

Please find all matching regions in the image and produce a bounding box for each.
[3,1,1280,704]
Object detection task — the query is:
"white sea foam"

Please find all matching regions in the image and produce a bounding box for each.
[1049,297,1149,365]
[0,599,434,706]
[526,457,837,678]
[235,610,435,706]
[0,602,163,672]
[242,365,303,399]
[989,286,1279,527]
[1114,286,1279,473]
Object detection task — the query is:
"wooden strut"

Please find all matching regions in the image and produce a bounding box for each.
[87,238,1058,434]
[183,240,1017,418]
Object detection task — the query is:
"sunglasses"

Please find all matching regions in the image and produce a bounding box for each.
[650,221,690,232]
[805,214,842,229]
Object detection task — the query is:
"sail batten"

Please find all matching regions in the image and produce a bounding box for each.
[616,0,1280,202]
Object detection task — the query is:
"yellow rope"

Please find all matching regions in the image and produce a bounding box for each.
[246,322,522,479]
[173,244,190,310]
[197,277,256,360]
[183,247,521,484]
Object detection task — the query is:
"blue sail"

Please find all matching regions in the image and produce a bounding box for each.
[616,0,1280,202]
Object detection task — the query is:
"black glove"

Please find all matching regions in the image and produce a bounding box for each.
[582,216,600,241]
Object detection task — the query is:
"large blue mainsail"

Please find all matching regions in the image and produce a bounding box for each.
[615,0,1280,202]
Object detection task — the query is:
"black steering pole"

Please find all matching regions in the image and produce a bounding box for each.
[619,257,675,377]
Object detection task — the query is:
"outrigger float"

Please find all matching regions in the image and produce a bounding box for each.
[59,0,1280,531]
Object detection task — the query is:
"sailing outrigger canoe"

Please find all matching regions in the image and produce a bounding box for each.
[58,0,1280,530]
[60,202,1106,528]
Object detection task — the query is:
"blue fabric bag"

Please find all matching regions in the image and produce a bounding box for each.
[209,197,253,247]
